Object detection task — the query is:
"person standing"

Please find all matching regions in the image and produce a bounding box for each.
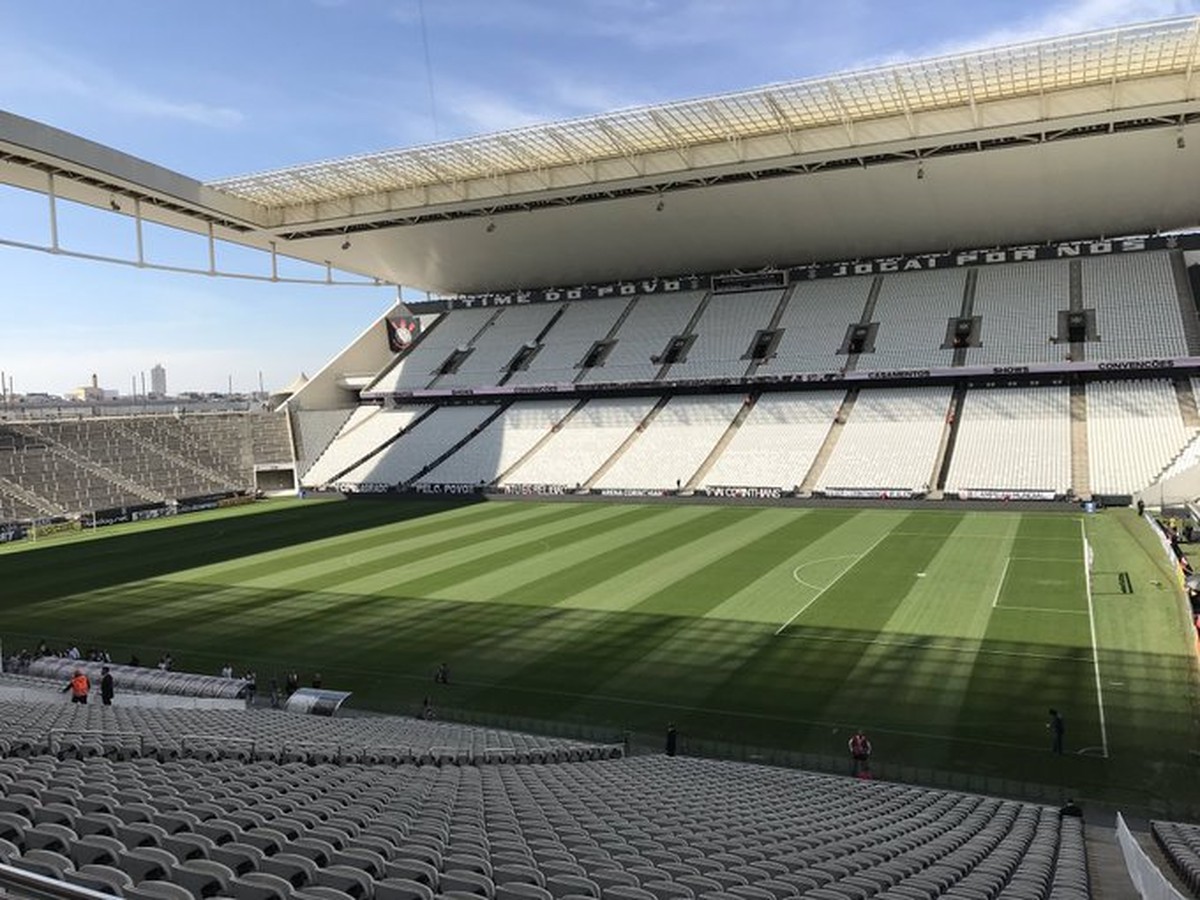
[100,667,114,706]
[848,729,872,776]
[62,669,90,704]
[1048,709,1065,755]
[665,723,678,757]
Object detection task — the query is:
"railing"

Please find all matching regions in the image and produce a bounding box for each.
[0,861,111,900]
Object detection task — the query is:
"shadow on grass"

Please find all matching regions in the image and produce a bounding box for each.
[0,496,478,603]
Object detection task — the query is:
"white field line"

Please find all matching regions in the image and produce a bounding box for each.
[991,558,1011,609]
[791,555,861,592]
[775,530,894,636]
[1082,517,1109,758]
[777,630,1088,662]
[999,606,1088,616]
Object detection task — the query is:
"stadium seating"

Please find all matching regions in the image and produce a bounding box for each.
[338,406,501,489]
[855,270,964,372]
[699,392,844,491]
[505,299,629,387]
[593,396,744,491]
[816,387,952,494]
[760,278,870,375]
[294,409,356,480]
[664,290,782,380]
[0,739,1089,900]
[944,387,1071,495]
[1082,252,1188,361]
[434,305,562,389]
[417,401,579,486]
[1151,820,1200,895]
[965,261,1070,366]
[500,399,657,490]
[303,407,430,489]
[371,308,495,392]
[579,292,706,384]
[1086,380,1195,495]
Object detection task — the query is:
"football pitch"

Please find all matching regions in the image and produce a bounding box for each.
[3,496,1199,811]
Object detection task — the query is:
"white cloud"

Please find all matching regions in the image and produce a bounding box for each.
[916,0,1200,59]
[0,36,243,128]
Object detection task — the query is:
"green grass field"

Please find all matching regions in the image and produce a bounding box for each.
[3,497,1199,811]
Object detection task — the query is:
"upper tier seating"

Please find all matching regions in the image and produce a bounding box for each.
[664,290,782,380]
[855,269,964,372]
[434,305,562,389]
[817,387,952,494]
[417,401,579,486]
[1082,252,1188,360]
[944,387,1071,495]
[1087,379,1195,495]
[760,278,870,375]
[593,396,743,491]
[1152,820,1200,896]
[966,261,1070,366]
[580,292,706,384]
[500,398,656,489]
[506,299,629,386]
[371,308,495,392]
[699,391,843,491]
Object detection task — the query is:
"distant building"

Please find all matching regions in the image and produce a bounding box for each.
[66,374,118,402]
[150,363,167,397]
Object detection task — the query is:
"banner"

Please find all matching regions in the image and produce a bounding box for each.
[703,486,787,499]
[497,483,568,496]
[955,489,1058,501]
[413,234,1200,312]
[820,487,917,499]
[413,483,480,495]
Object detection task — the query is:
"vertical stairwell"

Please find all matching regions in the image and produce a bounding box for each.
[843,278,884,373]
[684,394,758,491]
[950,270,978,368]
[1068,260,1086,362]
[582,396,671,490]
[744,286,796,378]
[798,389,856,495]
[655,291,713,381]
[1175,377,1200,428]
[1070,383,1091,500]
[1170,250,1200,355]
[574,295,641,384]
[930,385,967,499]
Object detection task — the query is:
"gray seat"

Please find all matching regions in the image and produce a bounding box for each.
[232,871,299,900]
[384,858,439,888]
[496,885,554,900]
[441,870,496,898]
[374,878,435,900]
[77,813,125,839]
[163,832,217,862]
[333,847,388,880]
[15,848,75,880]
[125,880,196,900]
[601,888,656,900]
[642,883,695,900]
[23,822,76,854]
[118,822,169,849]
[261,853,320,889]
[70,834,126,869]
[118,846,179,884]
[172,859,238,898]
[297,888,358,900]
[546,876,600,900]
[313,864,374,900]
[212,842,268,876]
[494,865,546,888]
[65,863,135,896]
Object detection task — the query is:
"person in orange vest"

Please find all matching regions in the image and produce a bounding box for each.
[62,669,90,704]
[848,728,872,776]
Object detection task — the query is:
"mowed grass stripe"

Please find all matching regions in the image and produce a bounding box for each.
[628,509,860,618]
[487,506,755,608]
[705,510,910,625]
[362,505,677,602]
[198,502,602,591]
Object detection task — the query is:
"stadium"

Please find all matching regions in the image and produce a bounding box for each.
[2,14,1200,900]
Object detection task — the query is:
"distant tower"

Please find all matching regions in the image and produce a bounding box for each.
[150,363,167,397]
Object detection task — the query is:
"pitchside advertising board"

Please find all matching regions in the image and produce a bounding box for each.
[409,233,1200,312]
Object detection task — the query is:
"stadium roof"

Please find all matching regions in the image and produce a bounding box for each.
[209,16,1200,213]
[2,17,1200,295]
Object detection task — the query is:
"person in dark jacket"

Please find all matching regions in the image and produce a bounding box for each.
[100,667,114,706]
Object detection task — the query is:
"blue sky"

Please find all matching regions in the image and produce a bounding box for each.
[1,0,1197,396]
